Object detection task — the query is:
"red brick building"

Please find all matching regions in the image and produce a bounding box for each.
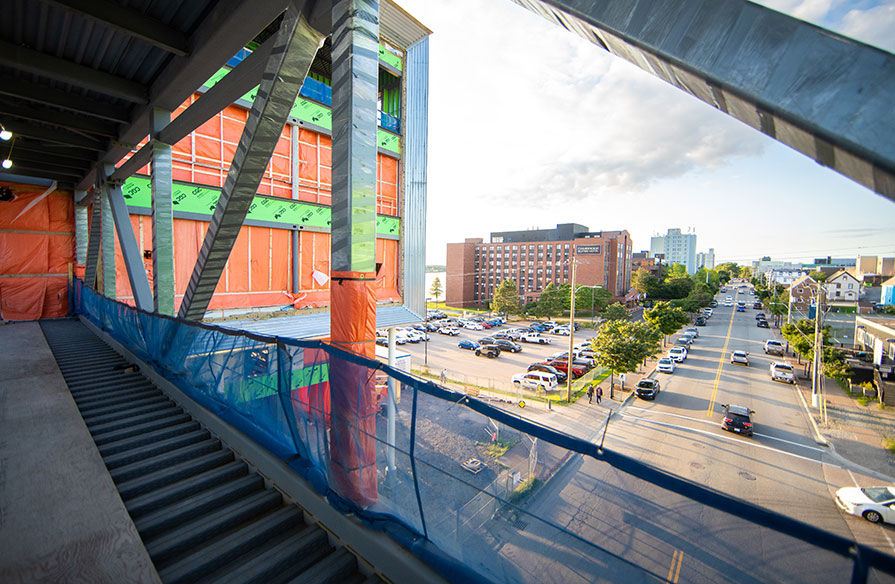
[446,224,632,308]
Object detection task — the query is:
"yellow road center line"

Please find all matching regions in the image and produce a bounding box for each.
[666,549,683,583]
[706,308,736,417]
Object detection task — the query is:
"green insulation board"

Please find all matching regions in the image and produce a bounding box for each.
[122,176,400,236]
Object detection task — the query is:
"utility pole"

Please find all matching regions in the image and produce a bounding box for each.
[811,283,824,408]
[567,256,578,403]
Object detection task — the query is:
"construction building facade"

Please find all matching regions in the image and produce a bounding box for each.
[446,223,632,308]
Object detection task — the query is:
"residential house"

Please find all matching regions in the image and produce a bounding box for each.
[788,274,819,317]
[825,270,861,303]
[881,276,895,306]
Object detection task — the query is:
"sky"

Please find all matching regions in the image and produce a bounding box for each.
[394,0,895,267]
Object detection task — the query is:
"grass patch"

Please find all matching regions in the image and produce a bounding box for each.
[484,437,520,458]
[884,437,895,455]
[508,477,541,505]
[857,396,872,406]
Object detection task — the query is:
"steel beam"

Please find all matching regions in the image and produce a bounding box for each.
[14,139,99,162]
[178,4,324,320]
[77,0,292,191]
[110,35,277,184]
[42,0,189,56]
[401,37,429,318]
[0,74,132,123]
[84,195,102,289]
[106,179,153,310]
[11,149,91,172]
[518,0,895,201]
[0,40,147,104]
[0,101,120,137]
[1,120,108,150]
[151,109,175,315]
[74,193,89,266]
[100,187,116,297]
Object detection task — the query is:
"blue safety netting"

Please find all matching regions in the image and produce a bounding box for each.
[75,281,895,584]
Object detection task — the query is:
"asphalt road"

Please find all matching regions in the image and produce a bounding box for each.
[463,288,895,583]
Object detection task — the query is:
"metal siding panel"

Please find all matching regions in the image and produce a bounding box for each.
[402,37,428,317]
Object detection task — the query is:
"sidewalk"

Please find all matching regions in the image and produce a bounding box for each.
[771,331,895,481]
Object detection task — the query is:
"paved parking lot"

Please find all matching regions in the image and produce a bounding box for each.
[393,319,598,393]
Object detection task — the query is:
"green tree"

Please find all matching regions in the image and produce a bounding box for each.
[808,270,828,282]
[576,285,613,316]
[715,262,740,278]
[491,279,521,319]
[880,305,895,315]
[669,263,689,279]
[534,283,562,319]
[429,277,443,306]
[644,301,690,346]
[766,292,789,326]
[590,320,661,390]
[602,302,629,321]
[664,277,694,299]
[632,269,661,297]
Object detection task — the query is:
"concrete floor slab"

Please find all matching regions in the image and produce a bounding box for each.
[0,321,160,584]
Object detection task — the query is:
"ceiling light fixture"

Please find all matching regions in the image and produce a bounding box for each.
[1,137,15,169]
[0,123,11,141]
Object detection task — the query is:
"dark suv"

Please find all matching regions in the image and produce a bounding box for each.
[721,404,754,436]
[635,379,660,400]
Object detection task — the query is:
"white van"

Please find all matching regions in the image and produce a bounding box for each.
[512,371,558,392]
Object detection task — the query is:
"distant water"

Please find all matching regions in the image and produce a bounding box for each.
[425,271,446,301]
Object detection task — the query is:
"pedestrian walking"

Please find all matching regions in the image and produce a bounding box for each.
[596,385,603,405]
[587,385,594,404]
[440,369,447,384]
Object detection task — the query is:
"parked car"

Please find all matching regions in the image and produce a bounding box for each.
[458,340,479,351]
[493,339,522,353]
[512,371,558,392]
[528,363,568,383]
[703,308,714,316]
[464,322,484,331]
[375,337,388,347]
[529,323,552,332]
[757,319,769,328]
[521,333,551,345]
[764,340,785,355]
[755,312,766,320]
[730,350,749,366]
[770,362,796,384]
[635,379,660,400]
[668,347,688,362]
[478,336,496,345]
[709,300,718,307]
[720,404,754,436]
[695,317,707,326]
[675,335,693,346]
[684,327,699,338]
[438,327,460,336]
[657,358,676,373]
[835,486,895,524]
[752,302,762,309]
[493,330,517,340]
[552,326,571,336]
[544,359,587,378]
[475,344,501,358]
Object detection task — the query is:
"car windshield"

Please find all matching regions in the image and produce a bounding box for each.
[659,359,671,365]
[862,487,895,503]
[774,364,793,372]
[638,380,657,388]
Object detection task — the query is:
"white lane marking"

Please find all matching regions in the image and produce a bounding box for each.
[847,469,895,553]
[619,413,838,468]
[626,406,825,453]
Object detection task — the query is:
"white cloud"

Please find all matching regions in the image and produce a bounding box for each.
[840,3,895,52]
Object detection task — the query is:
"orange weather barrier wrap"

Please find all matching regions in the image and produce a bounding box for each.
[0,182,74,320]
[329,271,378,506]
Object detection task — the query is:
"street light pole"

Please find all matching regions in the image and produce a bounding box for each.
[567,257,578,403]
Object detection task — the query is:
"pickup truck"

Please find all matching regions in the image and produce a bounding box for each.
[521,333,551,345]
[770,362,795,384]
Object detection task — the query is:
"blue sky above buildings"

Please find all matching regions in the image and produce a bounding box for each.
[397,0,895,266]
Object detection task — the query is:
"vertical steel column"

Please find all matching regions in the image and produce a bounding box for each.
[73,193,88,265]
[151,108,175,314]
[387,326,397,473]
[83,193,102,289]
[329,0,379,507]
[402,36,429,318]
[100,186,116,298]
[178,6,324,320]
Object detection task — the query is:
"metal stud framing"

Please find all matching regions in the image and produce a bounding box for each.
[151,108,175,314]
